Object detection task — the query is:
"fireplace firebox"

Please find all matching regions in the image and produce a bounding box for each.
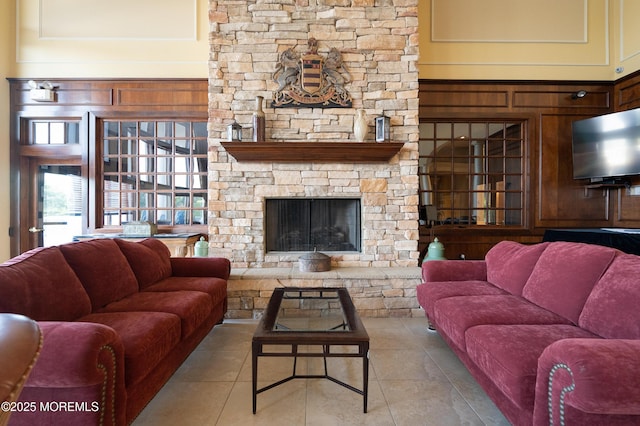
[265,198,361,252]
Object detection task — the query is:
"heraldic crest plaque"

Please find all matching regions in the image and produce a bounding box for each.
[272,38,353,108]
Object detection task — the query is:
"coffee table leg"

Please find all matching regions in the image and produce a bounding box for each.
[323,344,329,376]
[363,343,369,413]
[252,341,258,414]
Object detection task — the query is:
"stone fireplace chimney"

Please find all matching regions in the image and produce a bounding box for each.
[207,0,420,268]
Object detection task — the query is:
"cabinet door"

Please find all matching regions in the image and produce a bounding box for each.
[536,114,610,227]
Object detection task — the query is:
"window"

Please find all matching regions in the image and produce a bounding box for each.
[419,121,526,227]
[100,120,208,228]
[30,120,80,145]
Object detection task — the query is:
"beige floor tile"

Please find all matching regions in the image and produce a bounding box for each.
[237,351,310,382]
[367,327,425,350]
[173,349,247,382]
[217,380,307,425]
[370,349,448,382]
[133,380,233,426]
[379,379,485,426]
[306,353,377,381]
[195,322,255,352]
[305,379,394,425]
[425,347,510,425]
[362,317,406,329]
[132,318,508,426]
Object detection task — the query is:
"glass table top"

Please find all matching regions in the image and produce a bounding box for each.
[273,289,350,332]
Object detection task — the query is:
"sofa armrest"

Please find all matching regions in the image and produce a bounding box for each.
[170,256,231,280]
[18,321,126,426]
[534,338,640,425]
[421,260,487,282]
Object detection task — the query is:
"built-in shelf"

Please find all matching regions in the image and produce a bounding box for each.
[584,179,631,189]
[585,183,629,189]
[221,141,404,162]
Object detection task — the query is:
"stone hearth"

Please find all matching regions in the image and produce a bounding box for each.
[227,266,423,319]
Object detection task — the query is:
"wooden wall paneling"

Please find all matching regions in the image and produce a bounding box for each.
[537,113,610,227]
[8,78,209,256]
[615,186,640,223]
[420,231,544,261]
[419,88,509,108]
[616,76,640,111]
[512,90,611,109]
[418,80,620,260]
[8,79,209,114]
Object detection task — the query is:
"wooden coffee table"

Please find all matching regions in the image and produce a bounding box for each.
[252,287,370,414]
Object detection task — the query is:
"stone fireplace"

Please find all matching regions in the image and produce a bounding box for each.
[207,0,420,267]
[207,1,422,317]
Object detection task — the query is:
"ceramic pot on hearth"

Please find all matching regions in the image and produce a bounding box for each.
[299,250,331,272]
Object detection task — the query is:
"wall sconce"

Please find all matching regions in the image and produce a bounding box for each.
[375,114,390,142]
[227,121,243,141]
[571,90,587,99]
[28,80,57,102]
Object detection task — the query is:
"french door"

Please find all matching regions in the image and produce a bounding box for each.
[25,161,84,250]
[15,115,88,254]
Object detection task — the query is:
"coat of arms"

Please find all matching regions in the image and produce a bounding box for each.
[272,38,352,108]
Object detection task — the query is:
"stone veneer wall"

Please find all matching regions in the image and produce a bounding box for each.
[207,0,420,270]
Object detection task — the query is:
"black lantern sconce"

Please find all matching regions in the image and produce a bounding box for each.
[375,114,390,142]
[227,121,243,141]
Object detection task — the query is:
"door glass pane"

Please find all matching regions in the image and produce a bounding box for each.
[41,166,83,246]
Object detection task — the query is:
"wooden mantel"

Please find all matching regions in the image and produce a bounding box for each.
[221,141,404,162]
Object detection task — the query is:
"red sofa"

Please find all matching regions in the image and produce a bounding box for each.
[417,240,640,426]
[0,238,230,426]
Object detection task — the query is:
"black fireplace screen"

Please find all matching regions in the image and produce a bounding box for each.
[265,198,361,252]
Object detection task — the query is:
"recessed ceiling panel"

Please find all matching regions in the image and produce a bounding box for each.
[432,0,586,43]
[39,0,196,40]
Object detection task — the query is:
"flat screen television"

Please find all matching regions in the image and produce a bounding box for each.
[572,108,640,180]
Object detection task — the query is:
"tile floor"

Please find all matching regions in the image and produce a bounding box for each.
[132,317,510,426]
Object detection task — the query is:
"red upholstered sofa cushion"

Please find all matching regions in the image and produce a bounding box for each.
[144,276,228,307]
[0,246,91,321]
[78,311,181,387]
[580,252,640,339]
[114,238,172,289]
[433,294,571,352]
[98,290,213,339]
[522,242,617,324]
[485,241,549,295]
[60,239,139,311]
[416,280,506,323]
[465,324,599,410]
